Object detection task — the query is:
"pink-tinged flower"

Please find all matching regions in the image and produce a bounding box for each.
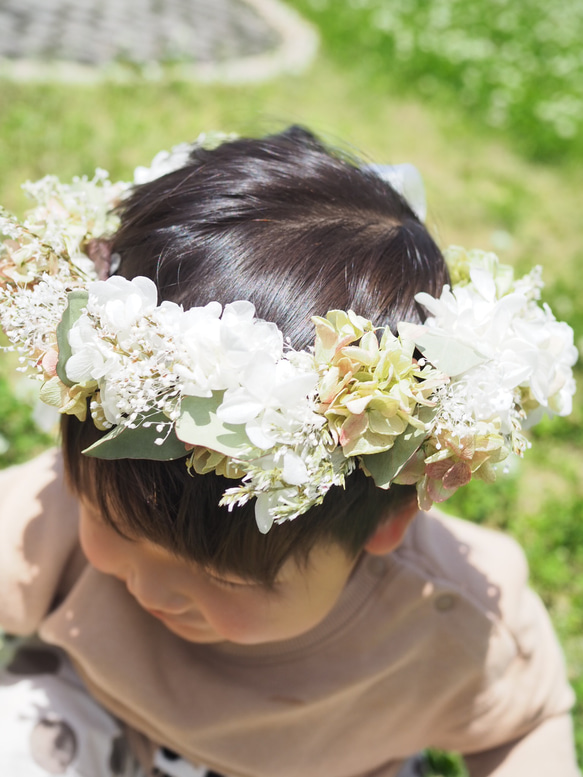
[41,349,59,378]
[313,311,445,457]
[397,411,509,510]
[313,310,373,364]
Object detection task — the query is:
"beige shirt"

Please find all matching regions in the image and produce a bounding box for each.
[0,450,579,777]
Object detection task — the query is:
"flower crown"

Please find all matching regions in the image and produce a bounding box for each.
[0,138,577,533]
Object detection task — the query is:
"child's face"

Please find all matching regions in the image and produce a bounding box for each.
[79,505,358,645]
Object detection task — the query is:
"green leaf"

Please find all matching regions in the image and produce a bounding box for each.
[414,332,485,377]
[361,406,437,488]
[82,412,188,460]
[176,393,250,457]
[56,290,89,387]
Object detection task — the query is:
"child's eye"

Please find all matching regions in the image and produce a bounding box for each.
[213,578,250,590]
[203,567,280,594]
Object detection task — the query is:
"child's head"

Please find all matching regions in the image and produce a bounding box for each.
[62,126,448,588]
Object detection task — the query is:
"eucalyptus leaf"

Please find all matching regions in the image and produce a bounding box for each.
[83,412,188,460]
[56,290,89,387]
[414,332,485,377]
[361,406,437,489]
[176,394,250,457]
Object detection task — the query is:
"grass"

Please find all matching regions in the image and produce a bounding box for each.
[288,0,583,163]
[0,9,581,773]
[0,372,53,468]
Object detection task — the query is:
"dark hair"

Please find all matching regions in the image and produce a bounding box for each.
[62,126,449,584]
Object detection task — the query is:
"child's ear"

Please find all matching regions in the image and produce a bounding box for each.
[364,501,419,556]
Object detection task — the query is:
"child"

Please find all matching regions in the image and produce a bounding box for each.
[0,126,579,777]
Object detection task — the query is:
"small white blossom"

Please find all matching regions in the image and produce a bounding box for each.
[132,134,239,185]
[133,143,194,184]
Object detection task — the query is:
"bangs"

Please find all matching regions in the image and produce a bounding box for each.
[62,411,413,586]
[60,126,441,583]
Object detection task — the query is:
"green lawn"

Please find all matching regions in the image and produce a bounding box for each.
[290,0,583,164]
[0,5,581,773]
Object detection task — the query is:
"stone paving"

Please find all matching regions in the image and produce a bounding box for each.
[0,0,318,82]
[0,0,279,66]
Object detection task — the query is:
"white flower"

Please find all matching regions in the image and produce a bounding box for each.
[517,307,578,417]
[218,354,319,450]
[167,300,284,397]
[254,489,298,534]
[411,259,577,422]
[282,451,310,485]
[21,171,126,258]
[447,364,517,433]
[133,143,193,184]
[132,134,238,185]
[87,276,158,328]
[0,275,69,375]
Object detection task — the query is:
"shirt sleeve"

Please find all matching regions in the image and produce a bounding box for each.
[426,515,580,776]
[458,584,581,776]
[463,713,581,777]
[0,449,82,635]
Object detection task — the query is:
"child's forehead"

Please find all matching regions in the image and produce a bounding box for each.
[81,500,356,591]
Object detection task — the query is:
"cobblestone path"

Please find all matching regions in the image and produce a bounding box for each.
[0,0,280,66]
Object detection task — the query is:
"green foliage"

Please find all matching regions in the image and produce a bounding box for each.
[425,749,468,777]
[0,375,53,468]
[289,0,583,162]
[514,494,583,755]
[545,275,583,343]
[442,471,519,530]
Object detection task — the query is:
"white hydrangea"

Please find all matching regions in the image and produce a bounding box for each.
[133,144,194,185]
[64,276,321,439]
[132,133,239,185]
[412,262,578,425]
[218,355,319,449]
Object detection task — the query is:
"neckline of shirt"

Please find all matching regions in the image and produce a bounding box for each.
[207,552,396,662]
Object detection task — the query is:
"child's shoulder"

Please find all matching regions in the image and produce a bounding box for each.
[0,448,70,511]
[0,447,63,482]
[394,509,529,622]
[0,447,78,549]
[0,448,81,635]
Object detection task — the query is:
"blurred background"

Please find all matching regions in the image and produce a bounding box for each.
[0,0,581,773]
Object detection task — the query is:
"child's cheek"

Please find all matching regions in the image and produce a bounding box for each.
[199,589,270,645]
[78,524,103,571]
[78,513,120,577]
